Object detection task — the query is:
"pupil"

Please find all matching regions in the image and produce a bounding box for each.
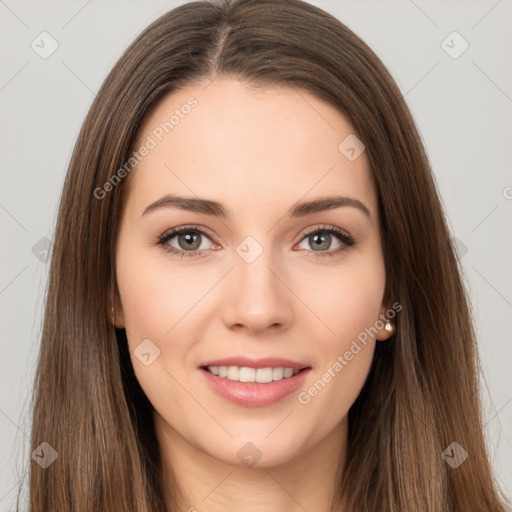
[181,232,200,250]
[311,233,329,251]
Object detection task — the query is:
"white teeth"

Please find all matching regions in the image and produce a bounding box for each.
[227,366,239,380]
[206,365,300,383]
[272,367,284,380]
[255,368,273,383]
[239,367,256,382]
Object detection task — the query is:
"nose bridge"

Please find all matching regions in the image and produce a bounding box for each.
[221,234,292,332]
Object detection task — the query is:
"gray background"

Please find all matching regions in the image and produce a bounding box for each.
[1,0,511,509]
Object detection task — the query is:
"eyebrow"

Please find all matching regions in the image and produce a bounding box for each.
[141,194,371,219]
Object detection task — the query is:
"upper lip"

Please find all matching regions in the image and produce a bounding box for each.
[199,356,311,373]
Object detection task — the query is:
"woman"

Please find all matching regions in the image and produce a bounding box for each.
[27,0,508,510]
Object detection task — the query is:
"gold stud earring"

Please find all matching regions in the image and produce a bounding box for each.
[385,322,394,334]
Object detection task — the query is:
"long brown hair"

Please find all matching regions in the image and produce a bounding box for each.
[27,0,508,510]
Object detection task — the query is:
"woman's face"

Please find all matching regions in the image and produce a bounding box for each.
[115,77,392,468]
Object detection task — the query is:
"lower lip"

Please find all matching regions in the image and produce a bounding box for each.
[200,368,311,407]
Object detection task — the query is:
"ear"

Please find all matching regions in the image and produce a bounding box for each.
[375,304,396,341]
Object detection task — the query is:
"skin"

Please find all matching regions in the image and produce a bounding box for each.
[114,77,393,512]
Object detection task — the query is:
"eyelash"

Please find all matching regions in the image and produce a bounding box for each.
[156,224,356,260]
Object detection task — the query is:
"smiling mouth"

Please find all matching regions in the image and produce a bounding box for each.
[200,365,311,383]
[199,364,312,407]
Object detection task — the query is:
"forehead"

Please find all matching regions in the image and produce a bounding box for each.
[125,77,377,221]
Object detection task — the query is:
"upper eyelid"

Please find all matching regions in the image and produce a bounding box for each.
[302,224,351,237]
[159,225,213,241]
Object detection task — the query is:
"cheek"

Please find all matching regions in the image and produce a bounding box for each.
[116,241,204,340]
[115,242,198,409]
[116,238,216,402]
[310,253,386,350]
[116,249,163,338]
[334,278,384,344]
[297,253,384,409]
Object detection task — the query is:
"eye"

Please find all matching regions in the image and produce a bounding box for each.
[296,225,356,258]
[156,224,356,259]
[157,225,216,259]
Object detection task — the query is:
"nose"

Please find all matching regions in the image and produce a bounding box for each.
[220,247,293,335]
